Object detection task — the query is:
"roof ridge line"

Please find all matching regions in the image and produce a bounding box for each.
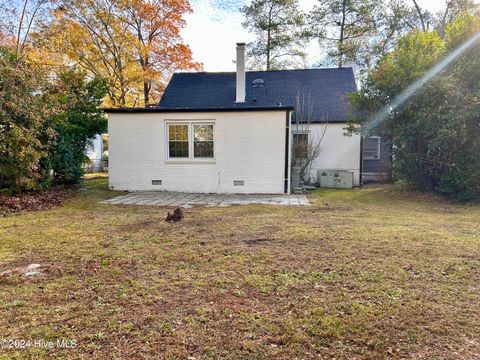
[172,68,353,75]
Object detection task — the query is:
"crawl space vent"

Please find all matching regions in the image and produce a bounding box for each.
[152,180,162,186]
[233,180,245,187]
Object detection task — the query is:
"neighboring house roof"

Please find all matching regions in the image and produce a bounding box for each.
[158,68,357,123]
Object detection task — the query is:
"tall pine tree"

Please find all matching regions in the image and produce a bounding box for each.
[308,0,380,68]
[241,0,306,70]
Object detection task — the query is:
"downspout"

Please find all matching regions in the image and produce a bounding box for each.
[284,110,291,194]
[360,135,364,186]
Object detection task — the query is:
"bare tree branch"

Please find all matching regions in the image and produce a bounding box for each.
[292,92,328,184]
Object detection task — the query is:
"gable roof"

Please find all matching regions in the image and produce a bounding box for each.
[158,68,357,122]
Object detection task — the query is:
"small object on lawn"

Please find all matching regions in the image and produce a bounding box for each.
[166,208,184,222]
[24,263,42,276]
[1,263,43,278]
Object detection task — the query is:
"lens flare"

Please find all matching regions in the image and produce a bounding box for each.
[363,31,480,134]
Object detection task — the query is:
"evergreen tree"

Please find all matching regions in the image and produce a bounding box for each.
[308,0,381,68]
[48,69,108,184]
[241,0,307,70]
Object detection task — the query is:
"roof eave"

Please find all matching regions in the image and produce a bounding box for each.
[104,106,294,113]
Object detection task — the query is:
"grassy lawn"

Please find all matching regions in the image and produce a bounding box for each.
[0,179,479,359]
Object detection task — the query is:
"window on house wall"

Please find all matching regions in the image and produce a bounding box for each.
[363,136,381,160]
[168,124,189,158]
[293,133,308,147]
[193,124,214,158]
[167,122,214,160]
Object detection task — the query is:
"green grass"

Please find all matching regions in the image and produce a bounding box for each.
[0,180,479,359]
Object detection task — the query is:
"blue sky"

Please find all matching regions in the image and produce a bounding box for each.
[181,0,454,71]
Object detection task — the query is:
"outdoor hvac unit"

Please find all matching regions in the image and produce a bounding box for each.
[317,170,354,189]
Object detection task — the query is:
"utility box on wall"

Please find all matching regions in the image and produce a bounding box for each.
[318,170,354,189]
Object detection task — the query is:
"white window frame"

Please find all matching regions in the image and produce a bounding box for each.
[363,136,381,160]
[292,128,310,135]
[165,120,216,163]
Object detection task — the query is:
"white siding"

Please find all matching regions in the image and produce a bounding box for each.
[296,123,361,186]
[86,134,103,171]
[108,111,288,194]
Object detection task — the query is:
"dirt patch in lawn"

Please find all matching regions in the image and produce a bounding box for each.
[114,220,156,231]
[309,205,354,212]
[243,237,274,245]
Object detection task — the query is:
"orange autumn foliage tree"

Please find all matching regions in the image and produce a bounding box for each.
[45,0,200,107]
[121,0,202,105]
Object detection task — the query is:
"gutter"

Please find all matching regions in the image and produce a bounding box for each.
[104,106,294,113]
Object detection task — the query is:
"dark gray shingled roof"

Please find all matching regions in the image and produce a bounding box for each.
[158,68,357,123]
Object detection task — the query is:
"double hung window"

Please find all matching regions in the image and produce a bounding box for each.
[167,122,215,160]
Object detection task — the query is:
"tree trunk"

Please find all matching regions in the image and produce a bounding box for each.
[412,0,427,32]
[144,81,150,106]
[266,3,274,70]
[16,0,28,54]
[267,28,271,70]
[338,0,347,68]
[439,1,452,39]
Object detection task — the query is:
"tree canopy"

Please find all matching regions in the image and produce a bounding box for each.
[241,0,479,71]
[348,13,480,201]
[241,0,307,70]
[0,48,49,192]
[0,0,200,107]
[308,0,381,68]
[42,0,200,107]
[0,0,201,193]
[0,46,108,193]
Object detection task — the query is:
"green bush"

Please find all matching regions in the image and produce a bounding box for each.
[0,48,107,193]
[48,70,107,184]
[0,48,49,193]
[349,15,480,201]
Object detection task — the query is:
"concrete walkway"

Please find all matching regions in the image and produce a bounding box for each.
[103,191,310,208]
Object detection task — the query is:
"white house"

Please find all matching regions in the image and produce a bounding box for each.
[85,134,104,172]
[106,43,374,194]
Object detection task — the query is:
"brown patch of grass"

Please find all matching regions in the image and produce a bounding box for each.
[243,238,274,245]
[0,188,73,217]
[0,181,479,358]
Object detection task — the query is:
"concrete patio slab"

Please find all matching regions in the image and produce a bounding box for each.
[102,192,310,207]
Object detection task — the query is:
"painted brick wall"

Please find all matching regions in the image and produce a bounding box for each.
[108,111,287,194]
[293,123,361,186]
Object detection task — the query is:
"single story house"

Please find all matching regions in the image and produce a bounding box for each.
[106,43,390,194]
